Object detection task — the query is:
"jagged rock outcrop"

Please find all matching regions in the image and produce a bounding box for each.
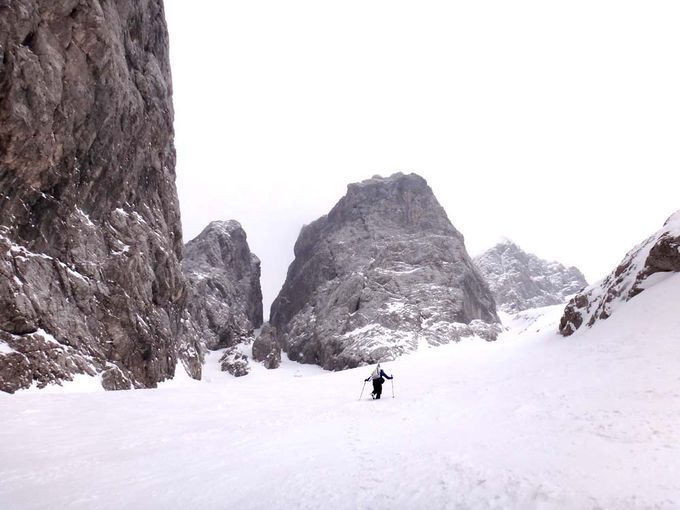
[182,221,263,376]
[252,324,282,369]
[559,211,680,336]
[474,240,587,313]
[269,173,500,370]
[0,1,201,392]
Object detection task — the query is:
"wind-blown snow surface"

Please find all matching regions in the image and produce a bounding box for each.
[2,275,680,509]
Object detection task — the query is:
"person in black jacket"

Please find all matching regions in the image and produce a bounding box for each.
[364,363,393,399]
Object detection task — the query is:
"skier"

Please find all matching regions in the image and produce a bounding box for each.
[364,363,393,399]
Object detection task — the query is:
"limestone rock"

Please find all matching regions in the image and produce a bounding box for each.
[559,211,680,336]
[219,347,250,377]
[252,324,282,369]
[182,221,263,375]
[269,173,500,370]
[0,0,201,392]
[474,240,587,313]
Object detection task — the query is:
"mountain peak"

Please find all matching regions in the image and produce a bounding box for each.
[270,173,499,370]
[321,172,457,239]
[182,220,263,375]
[200,220,244,237]
[474,243,587,313]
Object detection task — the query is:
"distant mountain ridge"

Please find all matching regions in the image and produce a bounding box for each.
[474,241,587,313]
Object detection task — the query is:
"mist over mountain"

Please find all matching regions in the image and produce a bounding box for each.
[2,1,680,507]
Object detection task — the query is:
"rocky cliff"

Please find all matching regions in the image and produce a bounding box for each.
[0,0,201,392]
[474,240,587,313]
[559,211,680,336]
[182,221,263,376]
[268,173,500,370]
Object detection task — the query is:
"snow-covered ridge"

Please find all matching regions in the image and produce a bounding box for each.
[560,210,680,335]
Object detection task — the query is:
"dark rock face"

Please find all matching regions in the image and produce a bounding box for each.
[269,173,500,370]
[559,211,680,336]
[0,1,201,392]
[474,240,587,313]
[182,221,263,376]
[252,324,282,369]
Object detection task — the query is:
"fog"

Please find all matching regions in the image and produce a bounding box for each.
[165,1,680,316]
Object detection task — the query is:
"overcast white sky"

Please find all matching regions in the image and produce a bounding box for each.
[165,1,680,316]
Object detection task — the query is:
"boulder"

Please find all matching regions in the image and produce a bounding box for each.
[219,347,250,377]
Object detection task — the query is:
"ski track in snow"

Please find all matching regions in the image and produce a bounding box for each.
[2,275,680,509]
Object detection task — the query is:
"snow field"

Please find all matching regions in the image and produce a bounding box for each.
[1,275,680,509]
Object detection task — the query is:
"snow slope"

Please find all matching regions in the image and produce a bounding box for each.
[560,210,680,336]
[1,275,680,509]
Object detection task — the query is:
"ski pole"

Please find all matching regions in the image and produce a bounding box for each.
[359,380,367,400]
[391,378,394,398]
